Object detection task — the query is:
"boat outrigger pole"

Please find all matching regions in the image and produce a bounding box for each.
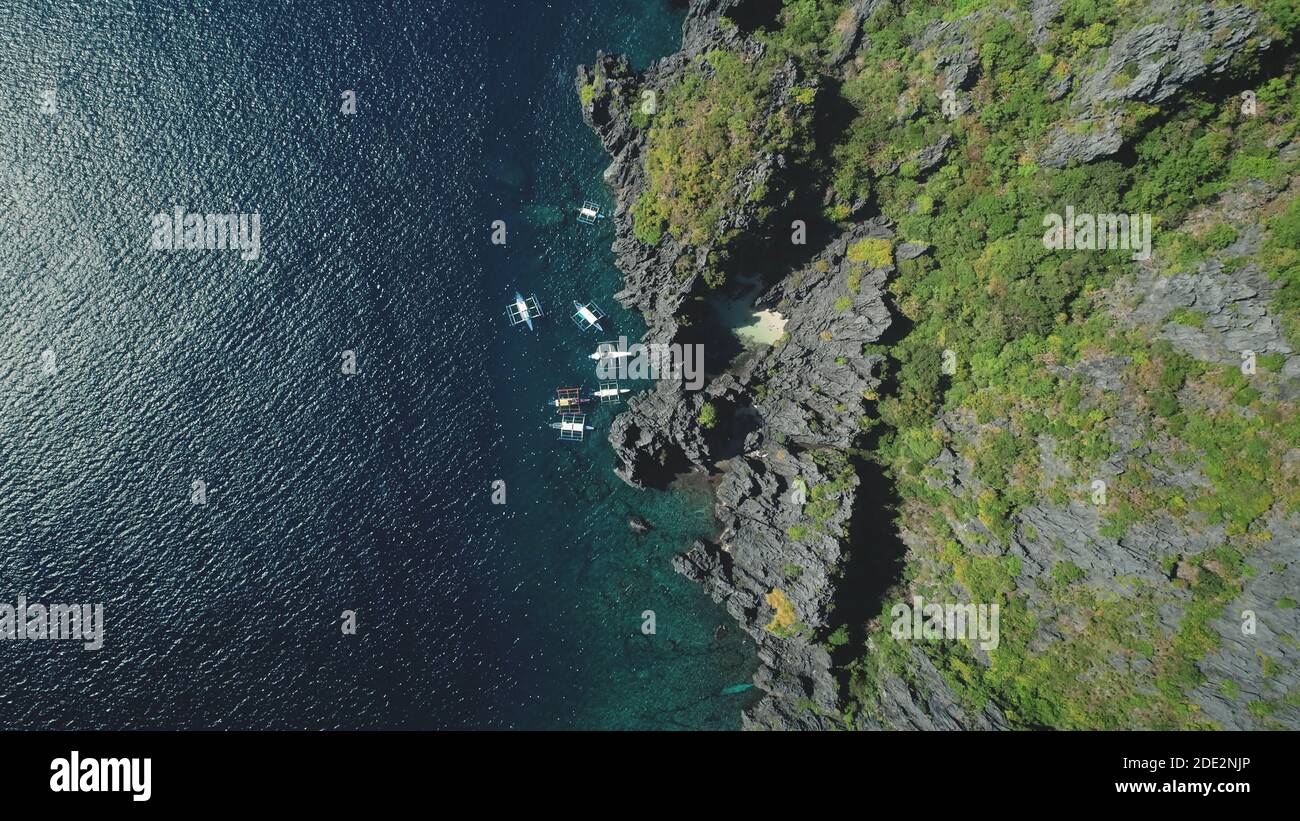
[576,200,605,225]
[571,301,606,332]
[506,292,543,331]
[550,414,593,441]
[594,383,630,404]
[552,387,591,412]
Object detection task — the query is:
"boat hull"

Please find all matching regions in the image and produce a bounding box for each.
[515,292,534,331]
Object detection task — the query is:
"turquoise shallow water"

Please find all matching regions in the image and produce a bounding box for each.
[479,0,761,730]
[0,0,758,729]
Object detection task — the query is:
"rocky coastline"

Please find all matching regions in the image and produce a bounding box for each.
[580,0,1300,730]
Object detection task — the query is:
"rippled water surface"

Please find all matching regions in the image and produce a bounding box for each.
[0,0,759,729]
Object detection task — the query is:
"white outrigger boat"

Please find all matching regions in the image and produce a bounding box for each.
[571,301,606,332]
[551,387,591,411]
[577,200,604,225]
[588,341,631,361]
[506,292,542,331]
[551,414,593,441]
[594,382,630,404]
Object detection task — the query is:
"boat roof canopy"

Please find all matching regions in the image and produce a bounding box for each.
[506,293,542,325]
[572,301,605,329]
[557,414,587,440]
[577,200,601,224]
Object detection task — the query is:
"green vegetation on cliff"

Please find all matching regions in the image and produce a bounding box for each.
[841,1,1300,728]
[585,0,1300,729]
[633,49,814,261]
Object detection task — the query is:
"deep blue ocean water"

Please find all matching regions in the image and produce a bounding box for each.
[0,0,759,729]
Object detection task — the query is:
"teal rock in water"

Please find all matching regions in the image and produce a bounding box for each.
[721,683,754,695]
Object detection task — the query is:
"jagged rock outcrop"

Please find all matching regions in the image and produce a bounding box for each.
[599,218,898,722]
[1194,513,1300,729]
[1039,111,1127,169]
[917,14,985,93]
[578,35,810,344]
[1117,173,1300,392]
[676,448,854,730]
[581,0,899,727]
[1074,2,1263,108]
[607,380,709,489]
[829,0,886,68]
[745,224,893,448]
[857,642,1011,730]
[681,0,749,53]
[1146,262,1295,368]
[1040,1,1270,167]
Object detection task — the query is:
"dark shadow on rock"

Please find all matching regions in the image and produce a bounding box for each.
[872,296,914,347]
[826,454,907,673]
[724,0,784,33]
[679,296,747,376]
[856,298,913,453]
[706,402,762,461]
[811,75,858,165]
[616,424,694,491]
